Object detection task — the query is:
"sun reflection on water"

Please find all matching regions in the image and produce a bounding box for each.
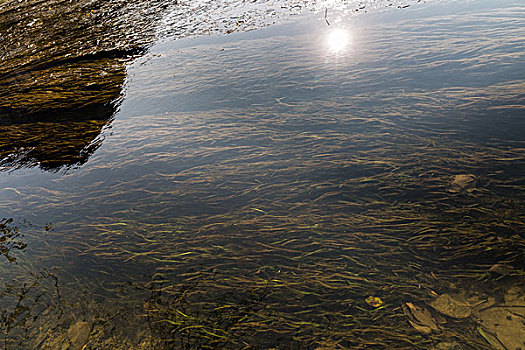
[326,28,349,53]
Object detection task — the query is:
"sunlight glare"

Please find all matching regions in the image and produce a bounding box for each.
[326,28,349,53]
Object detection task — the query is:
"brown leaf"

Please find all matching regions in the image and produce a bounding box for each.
[408,320,433,334]
[403,302,439,333]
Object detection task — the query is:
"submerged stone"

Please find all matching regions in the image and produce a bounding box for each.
[67,321,91,350]
[429,294,472,319]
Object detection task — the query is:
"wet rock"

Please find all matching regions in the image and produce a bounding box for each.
[67,321,91,350]
[462,284,525,349]
[471,296,496,312]
[429,294,472,319]
[504,286,525,306]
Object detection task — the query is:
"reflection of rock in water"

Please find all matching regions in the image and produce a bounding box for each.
[0,0,167,116]
[0,0,168,171]
[0,108,113,171]
[0,52,129,121]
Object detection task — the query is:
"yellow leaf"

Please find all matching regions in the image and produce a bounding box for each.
[365,296,383,307]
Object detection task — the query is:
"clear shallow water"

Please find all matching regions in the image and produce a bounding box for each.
[0,0,524,348]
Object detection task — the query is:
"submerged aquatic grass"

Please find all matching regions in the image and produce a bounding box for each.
[0,0,524,348]
[2,103,521,348]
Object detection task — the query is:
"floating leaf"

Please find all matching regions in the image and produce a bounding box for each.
[365,296,383,308]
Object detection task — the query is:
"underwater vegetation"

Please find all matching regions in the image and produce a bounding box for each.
[0,0,523,348]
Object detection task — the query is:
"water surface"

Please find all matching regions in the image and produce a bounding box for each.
[0,0,524,348]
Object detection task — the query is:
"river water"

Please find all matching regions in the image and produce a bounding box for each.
[0,0,524,348]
